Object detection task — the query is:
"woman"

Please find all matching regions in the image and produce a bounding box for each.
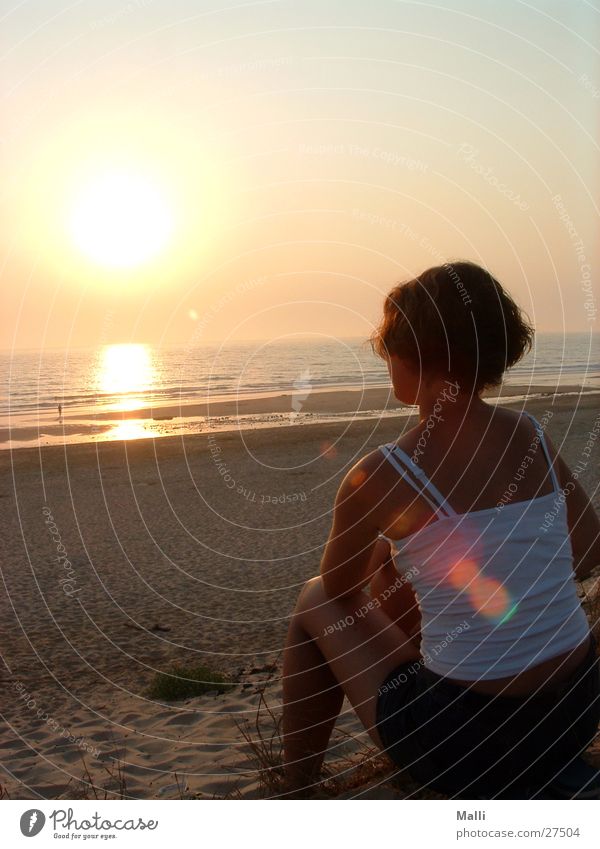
[282,261,600,799]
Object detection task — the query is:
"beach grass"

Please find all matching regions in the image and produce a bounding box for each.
[146,663,233,701]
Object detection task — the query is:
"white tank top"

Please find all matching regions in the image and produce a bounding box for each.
[378,412,590,680]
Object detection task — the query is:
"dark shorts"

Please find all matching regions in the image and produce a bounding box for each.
[376,635,600,798]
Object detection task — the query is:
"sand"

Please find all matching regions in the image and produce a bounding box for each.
[1,391,599,799]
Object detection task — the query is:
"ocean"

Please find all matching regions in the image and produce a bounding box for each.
[1,332,598,449]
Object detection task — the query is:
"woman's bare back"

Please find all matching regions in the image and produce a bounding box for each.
[370,401,591,697]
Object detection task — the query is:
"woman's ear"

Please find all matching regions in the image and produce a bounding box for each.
[387,355,420,405]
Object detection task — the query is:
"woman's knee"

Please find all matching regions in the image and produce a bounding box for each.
[294,576,363,634]
[295,575,328,616]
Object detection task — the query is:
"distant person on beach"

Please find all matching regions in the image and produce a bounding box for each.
[58,403,62,418]
[282,261,600,798]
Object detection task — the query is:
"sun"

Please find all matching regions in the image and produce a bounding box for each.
[68,170,174,269]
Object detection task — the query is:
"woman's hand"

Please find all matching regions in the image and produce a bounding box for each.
[369,536,392,577]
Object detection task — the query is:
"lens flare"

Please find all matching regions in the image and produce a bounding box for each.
[348,468,367,487]
[320,440,337,459]
[449,558,514,622]
[449,558,479,590]
[469,576,511,620]
[386,506,420,539]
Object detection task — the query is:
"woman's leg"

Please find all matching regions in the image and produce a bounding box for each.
[370,559,422,649]
[282,575,421,792]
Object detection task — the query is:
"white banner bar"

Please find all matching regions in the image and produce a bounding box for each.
[1,800,598,847]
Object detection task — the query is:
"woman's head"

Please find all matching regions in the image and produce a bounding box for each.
[371,261,534,400]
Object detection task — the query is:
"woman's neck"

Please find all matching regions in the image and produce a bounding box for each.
[417,381,486,423]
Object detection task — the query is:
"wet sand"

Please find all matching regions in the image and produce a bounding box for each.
[2,382,596,449]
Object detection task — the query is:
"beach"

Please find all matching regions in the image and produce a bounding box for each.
[2,380,596,449]
[1,390,599,799]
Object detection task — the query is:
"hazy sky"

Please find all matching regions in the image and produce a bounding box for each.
[1,0,599,350]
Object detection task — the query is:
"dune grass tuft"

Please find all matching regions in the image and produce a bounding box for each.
[147,663,233,701]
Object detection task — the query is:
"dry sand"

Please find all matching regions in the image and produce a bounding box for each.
[1,392,599,799]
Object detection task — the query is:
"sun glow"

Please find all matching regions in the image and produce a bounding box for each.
[96,344,155,410]
[69,170,174,268]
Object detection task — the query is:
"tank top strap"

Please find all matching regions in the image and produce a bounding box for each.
[379,444,456,518]
[521,411,560,492]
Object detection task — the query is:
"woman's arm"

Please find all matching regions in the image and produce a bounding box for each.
[548,435,600,580]
[320,456,389,598]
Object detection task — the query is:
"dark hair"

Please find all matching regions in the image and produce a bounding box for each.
[370,261,534,391]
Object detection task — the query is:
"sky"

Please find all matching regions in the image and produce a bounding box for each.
[1,0,599,350]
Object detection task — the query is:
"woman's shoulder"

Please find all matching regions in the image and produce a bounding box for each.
[338,447,405,501]
[343,448,392,486]
[340,444,420,506]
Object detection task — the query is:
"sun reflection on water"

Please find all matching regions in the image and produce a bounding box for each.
[103,420,152,442]
[96,344,155,412]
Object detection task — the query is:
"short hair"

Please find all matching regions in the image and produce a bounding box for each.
[370,261,534,391]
